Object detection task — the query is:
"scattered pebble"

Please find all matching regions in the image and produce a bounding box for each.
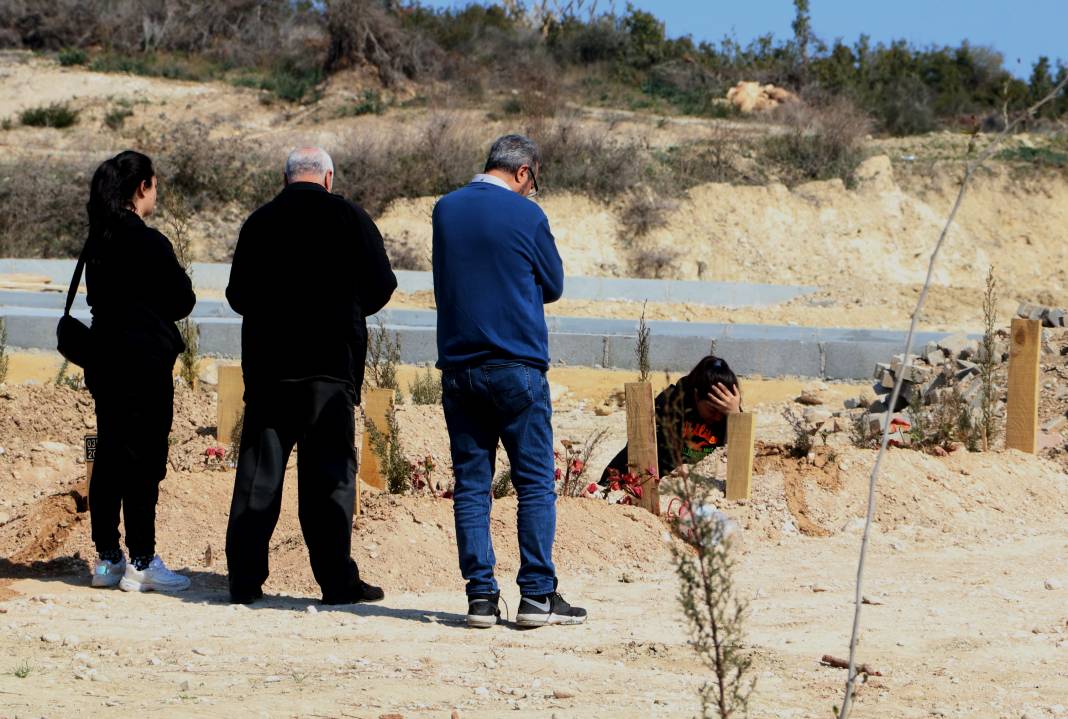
[306,605,319,615]
[41,633,61,644]
[180,680,190,692]
[553,688,577,699]
[1045,578,1064,591]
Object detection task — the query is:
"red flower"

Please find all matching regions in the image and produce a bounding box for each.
[632,485,643,499]
[585,482,599,495]
[570,459,585,474]
[609,481,620,492]
[554,468,562,481]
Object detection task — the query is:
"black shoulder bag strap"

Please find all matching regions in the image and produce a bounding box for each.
[64,242,89,317]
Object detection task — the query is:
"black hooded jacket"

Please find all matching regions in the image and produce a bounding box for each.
[86,211,196,370]
[226,183,397,403]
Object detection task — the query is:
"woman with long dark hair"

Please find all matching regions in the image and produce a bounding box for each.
[84,150,196,592]
[601,355,742,482]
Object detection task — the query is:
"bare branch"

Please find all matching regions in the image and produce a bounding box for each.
[837,73,1068,719]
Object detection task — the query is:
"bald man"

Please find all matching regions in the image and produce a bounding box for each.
[225,147,397,605]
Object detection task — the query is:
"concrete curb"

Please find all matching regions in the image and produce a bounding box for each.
[0,302,962,380]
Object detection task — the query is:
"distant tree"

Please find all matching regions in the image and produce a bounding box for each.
[791,0,812,79]
[1029,56,1056,117]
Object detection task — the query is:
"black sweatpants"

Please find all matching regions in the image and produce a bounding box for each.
[225,380,360,599]
[87,365,174,559]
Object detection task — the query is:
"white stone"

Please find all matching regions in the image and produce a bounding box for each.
[1044,578,1064,591]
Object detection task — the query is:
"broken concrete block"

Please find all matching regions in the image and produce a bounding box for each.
[872,362,891,381]
[803,407,833,426]
[1045,308,1066,328]
[937,333,972,358]
[880,370,896,389]
[1017,302,1044,321]
[890,354,920,375]
[924,348,947,366]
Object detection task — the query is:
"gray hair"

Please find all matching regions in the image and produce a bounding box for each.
[285,146,334,181]
[484,134,541,174]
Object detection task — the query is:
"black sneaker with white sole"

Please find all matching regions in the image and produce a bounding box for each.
[466,592,501,628]
[516,592,587,627]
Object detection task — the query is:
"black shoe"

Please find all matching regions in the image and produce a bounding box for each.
[466,592,501,628]
[229,587,263,605]
[321,579,385,605]
[516,592,587,627]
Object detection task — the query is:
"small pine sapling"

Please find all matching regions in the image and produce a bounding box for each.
[635,301,651,383]
[367,409,412,494]
[0,317,9,384]
[979,267,1000,450]
[366,318,401,393]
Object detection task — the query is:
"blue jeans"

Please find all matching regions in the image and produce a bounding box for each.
[442,362,558,597]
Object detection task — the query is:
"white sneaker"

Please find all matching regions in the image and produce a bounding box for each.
[119,556,191,593]
[91,556,126,588]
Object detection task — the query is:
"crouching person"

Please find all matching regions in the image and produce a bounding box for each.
[225,147,397,605]
[601,355,742,483]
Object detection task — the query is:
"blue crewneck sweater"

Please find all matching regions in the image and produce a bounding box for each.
[433,181,564,370]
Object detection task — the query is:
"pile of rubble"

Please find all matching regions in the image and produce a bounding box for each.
[796,332,1007,447]
[1016,302,1068,328]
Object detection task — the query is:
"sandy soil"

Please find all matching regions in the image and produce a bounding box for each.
[2,375,1068,716]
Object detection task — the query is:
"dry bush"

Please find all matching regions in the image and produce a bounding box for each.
[533,117,644,198]
[0,160,88,257]
[324,0,441,87]
[631,245,681,279]
[147,121,277,212]
[762,97,870,186]
[619,187,675,237]
[333,116,482,215]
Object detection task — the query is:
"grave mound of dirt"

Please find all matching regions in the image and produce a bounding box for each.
[4,382,1068,597]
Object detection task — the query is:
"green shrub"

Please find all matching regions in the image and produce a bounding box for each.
[409,366,442,405]
[103,106,133,130]
[259,63,322,103]
[20,103,79,128]
[58,48,87,66]
[341,90,386,116]
[996,145,1068,169]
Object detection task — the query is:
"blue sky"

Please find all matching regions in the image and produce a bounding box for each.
[418,0,1065,78]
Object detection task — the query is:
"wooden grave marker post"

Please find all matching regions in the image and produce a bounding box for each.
[217,364,245,445]
[725,412,755,500]
[1006,318,1041,453]
[625,382,660,515]
[358,388,395,491]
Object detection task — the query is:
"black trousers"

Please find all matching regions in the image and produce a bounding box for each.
[225,380,360,599]
[86,365,174,559]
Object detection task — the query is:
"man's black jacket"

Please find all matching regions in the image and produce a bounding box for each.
[86,211,196,370]
[227,183,397,403]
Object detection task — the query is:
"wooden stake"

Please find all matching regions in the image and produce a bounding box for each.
[358,388,395,491]
[725,412,755,500]
[625,382,659,515]
[1006,318,1041,453]
[217,364,244,445]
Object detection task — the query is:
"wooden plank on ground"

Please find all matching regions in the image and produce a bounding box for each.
[217,364,244,445]
[1006,318,1041,453]
[725,412,755,500]
[359,388,395,491]
[625,381,659,515]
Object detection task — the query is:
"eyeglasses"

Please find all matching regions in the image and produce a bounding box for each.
[521,165,540,198]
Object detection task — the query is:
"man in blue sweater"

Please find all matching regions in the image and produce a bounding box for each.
[433,135,586,628]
